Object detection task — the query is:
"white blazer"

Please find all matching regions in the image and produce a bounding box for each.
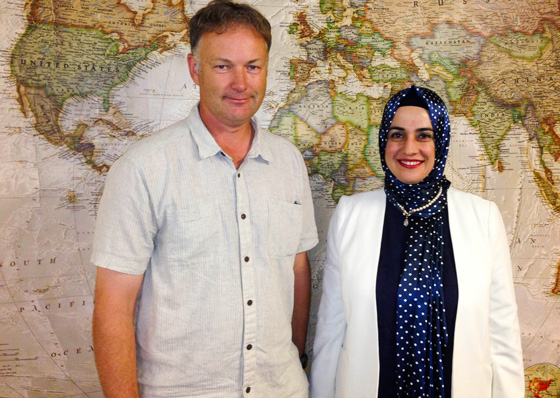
[310,187,524,398]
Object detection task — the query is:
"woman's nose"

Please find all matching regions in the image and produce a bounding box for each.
[402,135,418,154]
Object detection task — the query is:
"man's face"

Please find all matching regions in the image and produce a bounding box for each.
[188,26,268,130]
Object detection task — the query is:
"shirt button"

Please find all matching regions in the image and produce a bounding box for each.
[237,173,241,178]
[244,256,249,262]
[247,300,253,306]
[246,344,252,350]
[241,214,246,220]
[246,387,251,393]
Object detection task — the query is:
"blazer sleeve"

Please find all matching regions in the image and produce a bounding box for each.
[487,201,525,397]
[309,197,347,398]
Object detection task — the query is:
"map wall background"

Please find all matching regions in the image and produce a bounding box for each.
[1,0,559,396]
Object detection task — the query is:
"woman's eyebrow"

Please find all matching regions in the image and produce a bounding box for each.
[388,126,433,132]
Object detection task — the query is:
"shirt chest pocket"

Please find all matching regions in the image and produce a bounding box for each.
[160,204,222,265]
[267,199,303,258]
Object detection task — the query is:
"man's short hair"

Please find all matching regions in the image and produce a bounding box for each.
[189,0,272,54]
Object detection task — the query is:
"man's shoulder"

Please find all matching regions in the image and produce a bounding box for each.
[258,128,306,167]
[260,128,300,153]
[119,118,192,164]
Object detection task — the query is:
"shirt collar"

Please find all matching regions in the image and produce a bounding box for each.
[188,105,273,163]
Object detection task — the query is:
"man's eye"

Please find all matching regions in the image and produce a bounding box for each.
[216,65,229,70]
[247,65,260,72]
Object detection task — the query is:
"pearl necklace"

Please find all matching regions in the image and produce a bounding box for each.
[397,186,443,226]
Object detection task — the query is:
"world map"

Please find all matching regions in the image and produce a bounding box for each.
[1,0,559,396]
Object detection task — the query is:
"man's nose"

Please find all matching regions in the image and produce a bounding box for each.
[231,68,247,91]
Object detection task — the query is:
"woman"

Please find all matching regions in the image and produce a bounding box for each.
[310,86,524,398]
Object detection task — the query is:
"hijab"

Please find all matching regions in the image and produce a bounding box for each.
[378,86,451,398]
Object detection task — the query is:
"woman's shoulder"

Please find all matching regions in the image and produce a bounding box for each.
[338,188,386,208]
[448,187,494,208]
[447,187,501,223]
[329,189,386,232]
[333,189,386,222]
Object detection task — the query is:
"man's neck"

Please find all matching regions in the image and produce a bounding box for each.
[199,107,254,169]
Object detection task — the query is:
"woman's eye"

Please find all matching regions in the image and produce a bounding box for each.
[418,133,434,140]
[388,131,403,139]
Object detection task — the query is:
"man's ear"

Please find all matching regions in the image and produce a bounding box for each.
[187,54,200,85]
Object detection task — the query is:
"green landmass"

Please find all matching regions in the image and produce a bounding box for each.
[533,170,560,214]
[368,64,408,82]
[352,9,365,23]
[535,125,560,158]
[358,33,393,56]
[319,0,346,20]
[447,77,469,102]
[346,125,367,168]
[9,23,156,172]
[469,90,514,165]
[510,107,525,124]
[364,125,383,177]
[322,25,341,48]
[320,0,334,14]
[333,93,369,131]
[288,63,296,80]
[489,30,550,60]
[288,23,298,35]
[357,20,375,35]
[269,112,296,145]
[332,184,351,202]
[295,117,321,151]
[11,23,157,110]
[310,151,346,179]
[270,112,319,151]
[430,52,460,75]
[408,23,484,66]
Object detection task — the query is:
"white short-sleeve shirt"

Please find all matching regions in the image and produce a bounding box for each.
[91,106,318,397]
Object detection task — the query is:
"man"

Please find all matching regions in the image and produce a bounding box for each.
[91,1,318,397]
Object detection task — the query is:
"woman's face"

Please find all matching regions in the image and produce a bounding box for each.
[385,106,436,185]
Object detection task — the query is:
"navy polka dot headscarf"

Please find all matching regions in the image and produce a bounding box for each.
[379,85,451,211]
[379,86,451,398]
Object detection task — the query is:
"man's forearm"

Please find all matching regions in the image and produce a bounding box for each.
[292,252,311,357]
[93,268,144,398]
[93,308,140,398]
